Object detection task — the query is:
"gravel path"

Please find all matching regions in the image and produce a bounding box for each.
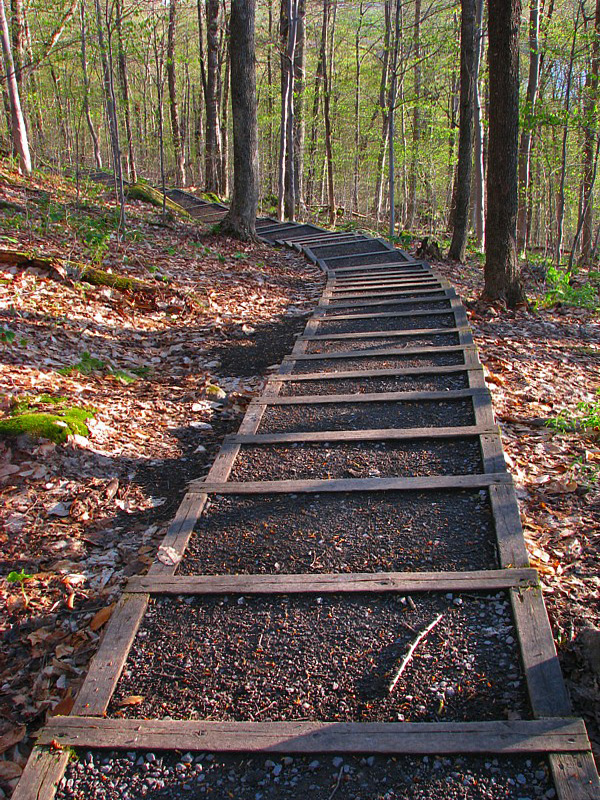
[305,333,459,354]
[179,490,499,575]
[229,439,483,481]
[57,751,555,799]
[316,314,456,335]
[257,399,475,434]
[110,593,528,724]
[292,352,464,374]
[279,374,469,396]
[327,291,448,304]
[323,300,452,316]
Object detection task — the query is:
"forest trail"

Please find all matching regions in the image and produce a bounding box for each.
[13,191,600,800]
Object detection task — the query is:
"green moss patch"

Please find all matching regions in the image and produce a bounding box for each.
[0,396,96,444]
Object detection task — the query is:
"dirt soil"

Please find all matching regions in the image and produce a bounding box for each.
[279,372,469,396]
[179,490,498,575]
[109,593,528,724]
[305,332,459,354]
[56,750,555,800]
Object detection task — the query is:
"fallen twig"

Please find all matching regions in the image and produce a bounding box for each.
[327,765,344,800]
[388,613,444,694]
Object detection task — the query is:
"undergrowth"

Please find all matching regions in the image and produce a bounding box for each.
[0,394,96,443]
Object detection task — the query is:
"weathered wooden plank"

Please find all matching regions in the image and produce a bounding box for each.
[329,281,442,293]
[299,327,465,342]
[228,425,497,445]
[38,717,591,755]
[489,483,531,568]
[550,753,600,800]
[318,291,456,310]
[285,344,477,362]
[313,303,460,322]
[190,473,512,494]
[71,593,148,716]
[275,365,476,381]
[11,748,70,800]
[127,568,538,595]
[146,492,208,577]
[473,390,496,428]
[332,259,429,274]
[511,586,573,718]
[322,286,448,301]
[332,269,432,282]
[253,387,486,405]
[480,433,508,473]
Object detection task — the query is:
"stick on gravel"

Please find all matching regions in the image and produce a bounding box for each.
[388,613,444,693]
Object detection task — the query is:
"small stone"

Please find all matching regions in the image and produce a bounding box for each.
[309,760,320,770]
[146,753,156,763]
[516,773,527,784]
[272,764,282,777]
[333,757,343,768]
[366,757,375,767]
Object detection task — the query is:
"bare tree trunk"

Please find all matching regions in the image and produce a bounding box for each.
[305,30,322,209]
[483,0,524,307]
[94,0,125,228]
[449,0,476,262]
[579,0,600,266]
[353,4,365,214]
[153,21,167,217]
[373,0,391,221]
[388,0,401,238]
[516,0,540,253]
[115,0,136,182]
[220,0,258,240]
[0,0,30,174]
[204,0,222,192]
[220,43,230,196]
[555,3,580,266]
[293,0,305,214]
[80,0,102,170]
[472,0,485,249]
[266,0,275,196]
[277,0,297,221]
[167,0,186,186]
[321,0,335,227]
[406,0,421,230]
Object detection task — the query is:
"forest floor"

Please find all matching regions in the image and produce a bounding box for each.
[0,163,599,795]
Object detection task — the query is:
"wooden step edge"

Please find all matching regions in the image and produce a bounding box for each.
[252,387,489,406]
[274,365,480,381]
[311,304,461,323]
[226,424,498,445]
[321,286,449,300]
[298,330,468,343]
[331,258,428,273]
[283,345,478,362]
[36,717,591,756]
[189,473,513,495]
[126,568,539,596]
[317,292,457,310]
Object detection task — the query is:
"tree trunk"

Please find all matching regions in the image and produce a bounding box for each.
[167,0,186,186]
[80,0,102,170]
[94,0,125,228]
[353,4,365,215]
[321,0,335,227]
[448,0,476,262]
[0,0,30,174]
[555,4,580,266]
[293,0,306,214]
[278,0,298,221]
[483,0,525,307]
[388,0,402,238]
[373,0,391,221]
[472,0,485,249]
[579,0,600,266]
[204,0,222,192]
[220,0,258,240]
[516,0,540,253]
[405,0,421,230]
[115,0,137,183]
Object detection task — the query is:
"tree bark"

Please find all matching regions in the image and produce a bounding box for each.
[94,0,125,227]
[277,0,298,221]
[321,0,335,227]
[373,0,391,221]
[516,0,540,253]
[405,0,421,230]
[0,0,30,174]
[219,0,258,240]
[115,0,137,183]
[449,0,476,262]
[579,0,600,266]
[204,0,222,192]
[388,0,402,238]
[80,0,102,170]
[293,0,305,213]
[167,0,186,186]
[483,0,525,307]
[472,0,485,249]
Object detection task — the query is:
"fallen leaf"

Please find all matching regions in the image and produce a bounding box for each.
[118,695,145,706]
[48,502,71,518]
[544,479,578,494]
[89,603,115,631]
[50,693,75,717]
[105,478,119,500]
[0,723,26,754]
